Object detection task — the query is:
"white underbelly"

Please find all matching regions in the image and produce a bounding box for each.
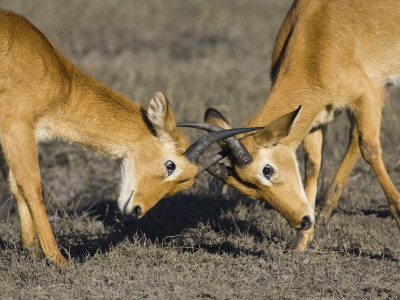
[309,74,400,130]
[311,104,342,128]
[35,117,56,143]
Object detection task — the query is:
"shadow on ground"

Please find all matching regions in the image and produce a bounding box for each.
[58,180,272,262]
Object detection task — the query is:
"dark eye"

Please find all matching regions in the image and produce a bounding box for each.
[166,160,176,176]
[263,164,273,180]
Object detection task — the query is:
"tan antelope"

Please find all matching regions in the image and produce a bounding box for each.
[0,10,262,268]
[181,0,400,250]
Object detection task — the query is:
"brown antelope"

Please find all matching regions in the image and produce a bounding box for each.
[181,0,400,250]
[0,10,262,268]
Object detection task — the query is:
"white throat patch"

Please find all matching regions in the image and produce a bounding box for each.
[118,158,137,213]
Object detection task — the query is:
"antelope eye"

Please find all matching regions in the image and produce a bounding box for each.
[263,164,273,180]
[166,160,176,176]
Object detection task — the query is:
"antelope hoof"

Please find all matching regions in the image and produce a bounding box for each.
[23,242,44,259]
[31,246,44,260]
[48,253,68,269]
[290,227,314,251]
[318,204,334,221]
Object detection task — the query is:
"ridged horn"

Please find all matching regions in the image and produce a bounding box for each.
[182,127,263,165]
[178,122,256,166]
[194,148,232,177]
[205,162,233,180]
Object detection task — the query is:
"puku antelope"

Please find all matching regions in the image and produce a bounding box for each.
[181,0,400,249]
[0,10,261,268]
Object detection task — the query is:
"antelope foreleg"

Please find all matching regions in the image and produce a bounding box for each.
[0,144,41,257]
[292,127,323,251]
[1,120,67,268]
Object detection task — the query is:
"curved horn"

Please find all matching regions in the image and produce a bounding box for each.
[190,148,232,179]
[178,122,255,166]
[176,124,233,179]
[177,122,224,132]
[194,148,233,179]
[183,127,263,165]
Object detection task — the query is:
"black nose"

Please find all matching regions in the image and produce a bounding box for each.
[300,216,312,230]
[131,205,142,218]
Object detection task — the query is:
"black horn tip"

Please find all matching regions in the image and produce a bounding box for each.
[177,123,263,135]
[177,122,224,133]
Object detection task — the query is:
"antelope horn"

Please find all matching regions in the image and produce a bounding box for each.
[204,162,233,180]
[182,127,263,166]
[178,122,225,132]
[193,148,233,177]
[178,122,255,167]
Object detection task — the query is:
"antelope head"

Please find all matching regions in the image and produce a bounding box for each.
[118,92,262,219]
[178,107,314,230]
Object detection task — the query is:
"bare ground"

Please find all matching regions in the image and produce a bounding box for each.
[0,1,399,299]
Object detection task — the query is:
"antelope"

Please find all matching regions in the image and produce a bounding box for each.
[181,0,400,250]
[0,10,261,268]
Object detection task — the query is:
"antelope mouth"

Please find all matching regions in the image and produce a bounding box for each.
[123,190,135,218]
[296,215,314,230]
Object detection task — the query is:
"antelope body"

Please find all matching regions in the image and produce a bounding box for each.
[0,10,258,267]
[202,0,400,249]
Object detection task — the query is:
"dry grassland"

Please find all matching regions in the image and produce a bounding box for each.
[0,1,399,299]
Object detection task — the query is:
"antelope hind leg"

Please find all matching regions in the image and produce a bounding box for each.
[355,87,400,228]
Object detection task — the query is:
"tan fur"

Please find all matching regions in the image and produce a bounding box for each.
[207,0,400,248]
[0,11,199,267]
[207,115,314,230]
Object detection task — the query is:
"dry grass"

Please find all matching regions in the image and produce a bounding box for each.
[0,0,399,299]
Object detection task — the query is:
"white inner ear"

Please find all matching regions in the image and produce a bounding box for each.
[147,94,166,128]
[147,94,172,142]
[117,158,137,213]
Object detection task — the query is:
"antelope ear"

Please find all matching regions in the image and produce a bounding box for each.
[204,108,232,129]
[147,91,178,141]
[254,106,301,147]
